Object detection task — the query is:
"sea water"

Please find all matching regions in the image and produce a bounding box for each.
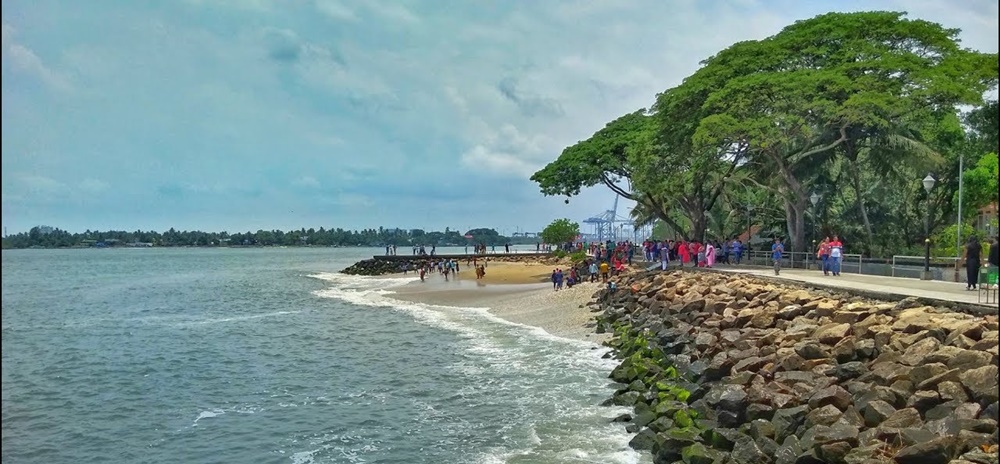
[1,248,646,463]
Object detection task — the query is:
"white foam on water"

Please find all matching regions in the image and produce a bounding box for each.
[311,272,647,464]
[192,408,225,426]
[290,448,319,464]
[179,310,302,327]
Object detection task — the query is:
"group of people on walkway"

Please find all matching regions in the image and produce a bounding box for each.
[813,235,845,276]
[641,238,748,269]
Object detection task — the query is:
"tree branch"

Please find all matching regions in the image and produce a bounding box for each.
[599,172,635,200]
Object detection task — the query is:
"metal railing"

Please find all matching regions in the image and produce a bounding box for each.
[739,251,863,273]
[890,255,962,280]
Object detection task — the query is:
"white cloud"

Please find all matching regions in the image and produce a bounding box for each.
[1,22,72,92]
[79,179,110,193]
[314,0,358,21]
[3,1,997,233]
[293,176,321,188]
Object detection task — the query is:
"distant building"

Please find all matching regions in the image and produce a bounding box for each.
[976,203,998,237]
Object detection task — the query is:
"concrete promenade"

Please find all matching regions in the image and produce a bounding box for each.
[640,259,996,312]
[710,264,997,311]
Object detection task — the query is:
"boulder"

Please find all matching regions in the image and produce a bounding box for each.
[959,365,1000,405]
[808,385,853,411]
[862,400,897,427]
[805,404,843,427]
[813,323,852,345]
[893,436,962,464]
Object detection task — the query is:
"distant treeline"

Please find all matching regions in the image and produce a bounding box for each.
[1,226,538,249]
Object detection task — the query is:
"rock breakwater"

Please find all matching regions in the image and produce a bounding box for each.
[341,254,570,276]
[592,270,999,464]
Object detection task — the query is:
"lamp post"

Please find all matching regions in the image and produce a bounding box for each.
[922,174,936,280]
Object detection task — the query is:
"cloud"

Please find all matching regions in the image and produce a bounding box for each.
[497,76,565,118]
[2,1,997,234]
[1,22,72,92]
[293,176,321,189]
[262,27,303,63]
[314,0,358,22]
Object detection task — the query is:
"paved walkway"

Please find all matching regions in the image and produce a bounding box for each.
[711,265,996,308]
[638,260,996,308]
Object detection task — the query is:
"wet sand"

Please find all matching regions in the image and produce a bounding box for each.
[394,262,609,344]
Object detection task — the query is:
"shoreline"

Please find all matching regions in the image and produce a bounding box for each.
[391,262,612,344]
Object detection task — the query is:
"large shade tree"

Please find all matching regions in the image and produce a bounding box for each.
[689,11,997,252]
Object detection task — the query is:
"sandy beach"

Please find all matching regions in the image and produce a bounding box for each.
[394,262,610,344]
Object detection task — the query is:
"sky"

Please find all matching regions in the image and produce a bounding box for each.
[2,0,997,235]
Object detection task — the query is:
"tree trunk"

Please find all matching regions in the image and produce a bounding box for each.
[792,198,806,254]
[845,144,875,254]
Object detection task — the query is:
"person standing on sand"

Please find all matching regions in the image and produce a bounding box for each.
[599,261,610,282]
[589,260,598,282]
[556,268,564,290]
[963,236,983,291]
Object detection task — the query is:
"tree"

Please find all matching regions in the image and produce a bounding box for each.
[531,110,651,200]
[961,152,999,217]
[690,11,997,252]
[540,219,580,246]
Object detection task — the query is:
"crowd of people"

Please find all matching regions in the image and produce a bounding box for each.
[401,232,1000,291]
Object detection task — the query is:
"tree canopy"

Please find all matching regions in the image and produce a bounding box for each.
[531,10,998,256]
[540,219,581,245]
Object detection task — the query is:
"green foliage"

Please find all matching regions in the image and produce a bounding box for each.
[569,251,588,263]
[540,218,580,245]
[532,10,999,256]
[933,223,978,257]
[961,152,999,215]
[1,225,532,249]
[552,249,568,258]
[530,111,651,198]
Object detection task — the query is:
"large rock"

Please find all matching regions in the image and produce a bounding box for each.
[813,323,852,345]
[959,365,1000,405]
[808,385,852,411]
[893,436,962,464]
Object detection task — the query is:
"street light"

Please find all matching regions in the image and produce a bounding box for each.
[809,192,821,253]
[703,209,711,242]
[922,174,936,280]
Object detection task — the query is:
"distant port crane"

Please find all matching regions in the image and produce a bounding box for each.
[582,195,649,243]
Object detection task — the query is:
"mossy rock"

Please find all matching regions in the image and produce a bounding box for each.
[673,409,695,428]
[681,443,724,464]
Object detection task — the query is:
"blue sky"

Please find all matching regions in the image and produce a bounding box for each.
[2,0,997,235]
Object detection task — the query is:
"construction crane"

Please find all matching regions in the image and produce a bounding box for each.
[583,194,641,242]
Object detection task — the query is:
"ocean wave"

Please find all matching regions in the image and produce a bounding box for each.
[308,272,646,464]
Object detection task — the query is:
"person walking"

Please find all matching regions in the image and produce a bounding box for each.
[963,236,983,291]
[828,235,844,276]
[771,237,785,275]
[816,237,831,276]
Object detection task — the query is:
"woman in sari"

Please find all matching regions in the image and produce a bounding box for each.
[705,241,716,268]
